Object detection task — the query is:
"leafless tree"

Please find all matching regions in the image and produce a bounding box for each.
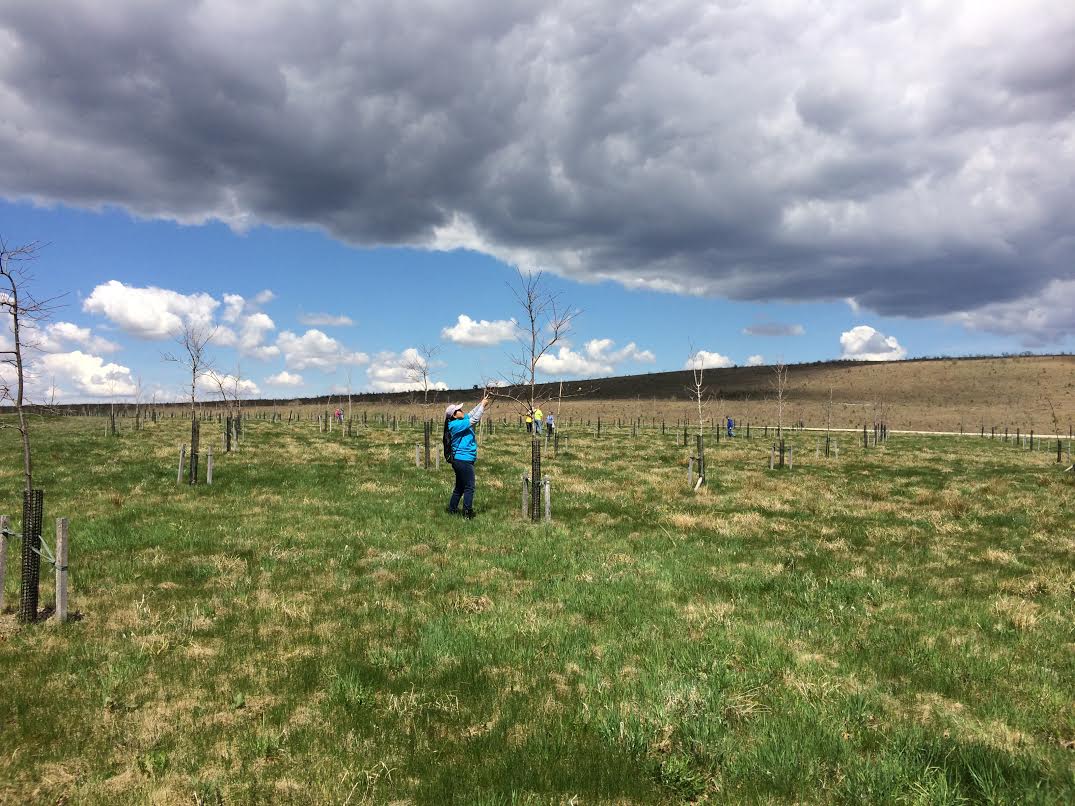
[0,238,61,492]
[826,386,834,442]
[208,362,245,418]
[132,375,144,428]
[107,377,120,436]
[686,343,710,439]
[498,270,580,414]
[344,367,353,422]
[1043,392,1062,438]
[162,321,216,447]
[402,343,442,405]
[772,358,788,439]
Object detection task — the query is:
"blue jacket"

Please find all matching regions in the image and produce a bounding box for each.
[447,402,485,462]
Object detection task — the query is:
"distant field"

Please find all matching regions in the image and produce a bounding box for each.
[1,412,1072,803]
[52,355,1075,436]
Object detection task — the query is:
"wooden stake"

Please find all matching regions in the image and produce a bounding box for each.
[207,447,214,485]
[0,514,7,612]
[177,444,186,484]
[55,518,68,623]
[543,476,551,523]
[424,421,431,469]
[521,474,529,519]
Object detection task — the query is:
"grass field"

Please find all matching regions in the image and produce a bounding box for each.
[1,411,1073,804]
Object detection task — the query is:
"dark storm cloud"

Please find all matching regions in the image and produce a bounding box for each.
[1,1,1073,337]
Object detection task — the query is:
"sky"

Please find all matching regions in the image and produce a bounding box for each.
[1,1,1072,402]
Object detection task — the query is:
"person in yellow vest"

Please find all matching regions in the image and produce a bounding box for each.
[533,406,543,435]
[524,412,533,433]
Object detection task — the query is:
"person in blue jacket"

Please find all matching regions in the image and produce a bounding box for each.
[443,393,492,519]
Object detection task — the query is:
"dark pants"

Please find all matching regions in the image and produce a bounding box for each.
[449,459,476,511]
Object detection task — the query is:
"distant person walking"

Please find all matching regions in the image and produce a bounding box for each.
[443,394,492,519]
[525,412,533,433]
[545,412,555,435]
[533,406,544,435]
[726,417,734,438]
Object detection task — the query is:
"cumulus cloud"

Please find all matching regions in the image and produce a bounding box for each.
[38,351,137,397]
[264,370,304,388]
[747,354,765,366]
[5,2,1072,337]
[19,320,120,354]
[237,311,280,359]
[950,278,1075,347]
[584,338,655,365]
[298,312,354,327]
[685,351,734,370]
[82,281,218,339]
[81,282,279,357]
[213,292,278,357]
[441,314,518,346]
[742,323,805,337]
[221,293,246,323]
[277,329,368,371]
[535,337,655,377]
[366,348,449,393]
[199,370,260,398]
[536,347,611,377]
[840,325,907,361]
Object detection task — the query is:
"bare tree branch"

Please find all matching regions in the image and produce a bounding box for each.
[401,343,442,405]
[686,342,711,439]
[0,237,64,491]
[771,358,789,439]
[162,321,216,421]
[501,270,581,414]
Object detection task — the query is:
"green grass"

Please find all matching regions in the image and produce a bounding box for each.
[0,413,1072,803]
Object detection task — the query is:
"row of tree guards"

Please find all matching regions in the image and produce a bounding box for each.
[162,405,1072,495]
[0,493,70,624]
[88,406,1075,445]
[58,398,1075,440]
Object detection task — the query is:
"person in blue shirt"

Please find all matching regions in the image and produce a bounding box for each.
[443,394,491,519]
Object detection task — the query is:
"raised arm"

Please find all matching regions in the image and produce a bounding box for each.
[468,394,492,425]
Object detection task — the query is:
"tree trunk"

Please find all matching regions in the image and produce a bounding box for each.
[9,282,32,492]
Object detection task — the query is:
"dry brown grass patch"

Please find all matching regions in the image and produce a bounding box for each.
[666,512,701,530]
[680,600,735,628]
[370,569,399,587]
[450,594,493,614]
[992,596,1039,631]
[983,548,1017,565]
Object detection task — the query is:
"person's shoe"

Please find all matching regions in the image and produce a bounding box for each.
[463,507,475,520]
